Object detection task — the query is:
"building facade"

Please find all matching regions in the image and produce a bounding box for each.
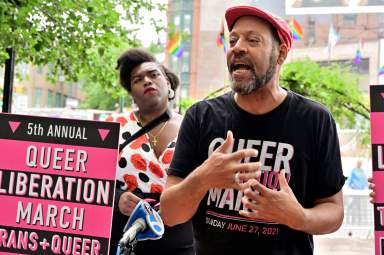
[1,63,85,111]
[167,0,384,98]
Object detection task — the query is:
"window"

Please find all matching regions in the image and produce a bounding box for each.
[306,17,316,45]
[174,15,180,26]
[47,90,55,107]
[343,14,357,26]
[34,88,43,107]
[55,92,62,107]
[182,51,190,72]
[184,14,191,31]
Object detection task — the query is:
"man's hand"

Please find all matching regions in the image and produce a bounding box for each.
[195,131,261,191]
[118,191,141,216]
[239,170,306,230]
[368,177,375,204]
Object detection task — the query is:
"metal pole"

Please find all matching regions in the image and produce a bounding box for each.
[119,94,124,113]
[2,47,16,113]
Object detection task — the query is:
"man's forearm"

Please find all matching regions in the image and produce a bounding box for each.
[160,169,208,227]
[292,192,344,234]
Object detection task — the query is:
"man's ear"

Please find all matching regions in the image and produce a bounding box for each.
[277,44,288,65]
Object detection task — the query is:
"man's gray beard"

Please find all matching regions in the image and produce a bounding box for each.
[230,53,277,95]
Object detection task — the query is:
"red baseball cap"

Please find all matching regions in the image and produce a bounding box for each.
[225,5,292,50]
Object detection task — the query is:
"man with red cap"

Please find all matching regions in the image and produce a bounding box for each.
[161,5,344,255]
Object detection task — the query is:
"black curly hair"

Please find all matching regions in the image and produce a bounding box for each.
[116,48,179,100]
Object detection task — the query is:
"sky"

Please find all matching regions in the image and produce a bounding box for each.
[137,0,168,47]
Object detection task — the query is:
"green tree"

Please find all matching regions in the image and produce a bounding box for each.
[79,41,169,111]
[1,0,165,109]
[280,59,369,127]
[179,97,195,115]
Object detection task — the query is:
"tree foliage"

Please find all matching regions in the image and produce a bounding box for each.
[280,59,369,128]
[0,0,165,87]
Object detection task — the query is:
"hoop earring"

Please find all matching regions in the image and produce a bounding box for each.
[168,88,175,100]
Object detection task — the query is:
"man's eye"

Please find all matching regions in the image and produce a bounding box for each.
[151,72,160,78]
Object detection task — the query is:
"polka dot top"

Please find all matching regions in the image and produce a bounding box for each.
[106,111,176,196]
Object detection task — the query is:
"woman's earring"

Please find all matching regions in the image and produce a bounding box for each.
[168,88,175,100]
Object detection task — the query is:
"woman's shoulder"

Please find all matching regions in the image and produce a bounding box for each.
[104,111,138,127]
[170,111,183,125]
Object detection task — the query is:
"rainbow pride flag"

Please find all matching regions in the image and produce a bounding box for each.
[216,32,228,53]
[354,49,362,65]
[379,66,384,76]
[354,38,364,65]
[289,17,303,41]
[166,32,184,58]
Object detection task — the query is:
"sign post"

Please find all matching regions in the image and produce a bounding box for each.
[0,113,120,254]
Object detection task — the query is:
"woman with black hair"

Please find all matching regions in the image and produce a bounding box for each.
[107,48,194,255]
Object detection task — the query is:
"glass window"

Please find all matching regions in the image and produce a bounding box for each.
[184,14,191,30]
[34,88,43,108]
[343,14,357,26]
[67,83,73,97]
[47,90,55,107]
[181,72,189,84]
[181,84,188,99]
[306,17,316,46]
[182,51,190,72]
[172,0,181,10]
[174,15,180,26]
[55,92,62,107]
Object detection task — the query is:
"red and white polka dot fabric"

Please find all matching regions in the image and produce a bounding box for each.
[106,111,176,194]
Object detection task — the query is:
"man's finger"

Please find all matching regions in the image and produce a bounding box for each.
[369,191,375,204]
[369,182,375,190]
[278,169,289,191]
[249,179,270,197]
[233,161,261,173]
[230,148,258,161]
[239,208,263,220]
[215,130,234,154]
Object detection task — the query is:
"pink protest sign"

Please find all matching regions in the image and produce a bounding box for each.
[370,85,384,255]
[0,113,120,255]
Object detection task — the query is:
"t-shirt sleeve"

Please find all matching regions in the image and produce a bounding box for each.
[313,111,345,198]
[168,106,200,178]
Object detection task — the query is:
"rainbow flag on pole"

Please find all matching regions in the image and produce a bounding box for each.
[289,17,303,41]
[216,33,228,53]
[216,21,228,53]
[354,37,363,65]
[166,32,184,58]
[354,49,362,65]
[379,66,384,76]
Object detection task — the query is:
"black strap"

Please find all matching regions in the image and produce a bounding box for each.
[118,109,172,153]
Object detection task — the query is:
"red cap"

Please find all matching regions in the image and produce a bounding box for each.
[225,5,292,50]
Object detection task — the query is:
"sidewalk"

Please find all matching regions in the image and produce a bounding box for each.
[314,236,374,255]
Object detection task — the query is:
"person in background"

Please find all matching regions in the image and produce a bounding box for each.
[346,159,368,190]
[160,5,345,255]
[107,48,194,255]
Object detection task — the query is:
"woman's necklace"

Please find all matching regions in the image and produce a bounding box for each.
[138,112,169,147]
[147,120,169,146]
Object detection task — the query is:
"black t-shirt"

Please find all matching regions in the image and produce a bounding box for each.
[168,90,345,255]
